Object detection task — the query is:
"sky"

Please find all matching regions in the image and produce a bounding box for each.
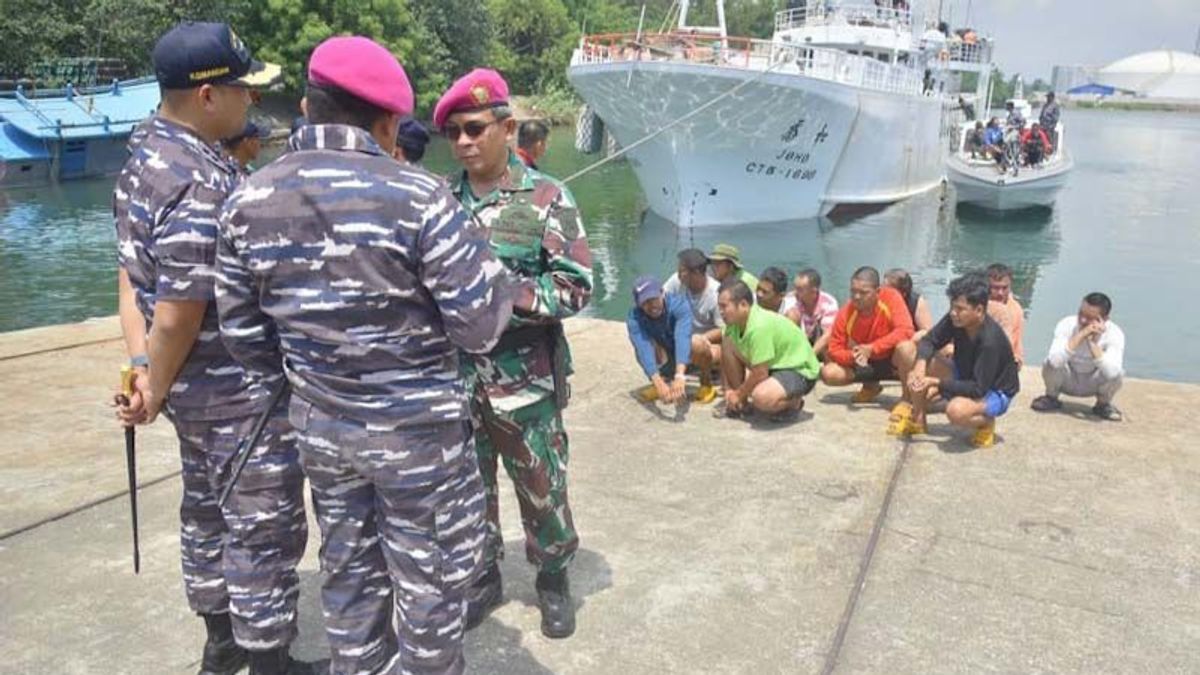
[952,0,1200,80]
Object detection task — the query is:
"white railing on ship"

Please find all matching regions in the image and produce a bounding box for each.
[945,39,992,65]
[774,2,912,32]
[573,34,923,97]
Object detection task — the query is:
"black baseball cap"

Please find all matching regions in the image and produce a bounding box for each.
[153,21,281,90]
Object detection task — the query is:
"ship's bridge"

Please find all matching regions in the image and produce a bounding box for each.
[773,2,916,59]
[772,1,993,73]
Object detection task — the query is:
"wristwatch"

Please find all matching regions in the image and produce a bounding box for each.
[130,354,149,368]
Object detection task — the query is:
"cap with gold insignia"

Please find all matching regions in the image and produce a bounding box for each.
[152,21,281,90]
[432,68,510,129]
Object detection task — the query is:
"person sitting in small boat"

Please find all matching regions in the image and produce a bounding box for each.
[756,266,789,313]
[983,118,1005,169]
[707,244,758,292]
[896,272,1020,448]
[820,266,916,406]
[1004,101,1026,130]
[1020,123,1051,167]
[716,279,820,421]
[1031,292,1125,421]
[782,268,840,361]
[1039,92,1060,153]
[627,274,715,405]
[222,120,270,173]
[964,121,986,158]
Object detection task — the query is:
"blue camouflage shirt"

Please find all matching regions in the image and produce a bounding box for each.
[114,115,268,421]
[215,124,512,428]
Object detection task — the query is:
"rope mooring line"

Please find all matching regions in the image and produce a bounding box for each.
[563,51,795,185]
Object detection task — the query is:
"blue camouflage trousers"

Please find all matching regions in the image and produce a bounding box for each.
[173,408,307,649]
[290,396,487,675]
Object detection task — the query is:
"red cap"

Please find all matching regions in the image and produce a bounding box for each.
[433,68,510,129]
[308,36,413,115]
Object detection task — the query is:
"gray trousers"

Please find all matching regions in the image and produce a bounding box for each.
[1042,362,1123,404]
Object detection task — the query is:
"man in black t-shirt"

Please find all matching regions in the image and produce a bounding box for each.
[896,273,1020,448]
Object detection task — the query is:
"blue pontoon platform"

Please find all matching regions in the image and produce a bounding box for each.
[0,78,159,187]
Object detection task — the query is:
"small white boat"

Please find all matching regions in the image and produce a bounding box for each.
[946,92,1071,211]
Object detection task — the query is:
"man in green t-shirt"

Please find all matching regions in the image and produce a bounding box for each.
[717,279,820,419]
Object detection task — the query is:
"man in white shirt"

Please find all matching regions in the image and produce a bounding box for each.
[1031,292,1125,421]
[662,248,723,403]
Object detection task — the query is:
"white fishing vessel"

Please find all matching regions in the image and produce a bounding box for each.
[947,87,1072,211]
[567,0,994,226]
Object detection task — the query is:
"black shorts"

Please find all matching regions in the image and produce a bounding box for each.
[851,359,898,383]
[770,369,817,399]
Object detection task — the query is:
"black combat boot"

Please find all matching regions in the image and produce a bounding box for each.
[535,569,576,639]
[464,563,504,630]
[198,612,247,675]
[248,647,321,675]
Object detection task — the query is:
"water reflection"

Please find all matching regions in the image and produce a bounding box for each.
[0,180,117,331]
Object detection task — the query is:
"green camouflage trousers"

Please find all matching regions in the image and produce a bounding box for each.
[474,397,578,574]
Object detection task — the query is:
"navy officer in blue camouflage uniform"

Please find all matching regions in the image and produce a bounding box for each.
[215,36,513,675]
[113,22,311,675]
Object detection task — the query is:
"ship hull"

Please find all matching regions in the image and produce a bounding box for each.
[567,60,944,226]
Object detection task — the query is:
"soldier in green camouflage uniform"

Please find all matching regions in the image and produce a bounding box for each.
[435,68,593,639]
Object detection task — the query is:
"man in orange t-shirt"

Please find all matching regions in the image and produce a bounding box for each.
[820,266,917,408]
[985,263,1024,366]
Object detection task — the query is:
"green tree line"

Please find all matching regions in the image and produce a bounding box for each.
[0,0,798,112]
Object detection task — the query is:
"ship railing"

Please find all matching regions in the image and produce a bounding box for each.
[945,39,993,66]
[574,33,924,97]
[0,75,158,101]
[774,2,912,33]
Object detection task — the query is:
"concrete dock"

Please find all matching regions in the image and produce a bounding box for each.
[0,316,1197,674]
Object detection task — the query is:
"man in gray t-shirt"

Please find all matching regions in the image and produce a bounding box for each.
[661,249,723,401]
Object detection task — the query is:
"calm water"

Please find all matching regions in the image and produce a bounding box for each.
[2,109,1198,382]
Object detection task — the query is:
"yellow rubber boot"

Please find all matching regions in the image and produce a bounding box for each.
[971,420,996,448]
[637,384,659,403]
[692,376,718,404]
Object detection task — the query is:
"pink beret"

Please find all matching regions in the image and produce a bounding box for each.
[433,68,510,129]
[308,36,413,115]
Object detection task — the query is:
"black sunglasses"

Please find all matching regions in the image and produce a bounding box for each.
[444,120,497,141]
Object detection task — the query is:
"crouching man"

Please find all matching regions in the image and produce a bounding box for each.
[626,274,718,404]
[716,279,820,421]
[900,273,1020,448]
